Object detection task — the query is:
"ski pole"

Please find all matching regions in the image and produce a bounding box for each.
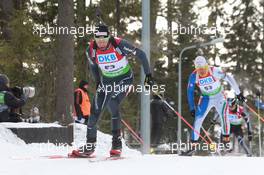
[154,92,210,145]
[201,126,214,143]
[204,123,214,137]
[201,126,222,156]
[249,140,252,153]
[121,119,144,145]
[95,7,107,25]
[244,103,264,123]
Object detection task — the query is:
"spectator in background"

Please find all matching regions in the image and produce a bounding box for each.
[0,74,35,123]
[74,80,91,124]
[150,93,171,147]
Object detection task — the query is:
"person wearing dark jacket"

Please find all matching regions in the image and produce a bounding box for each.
[74,80,91,124]
[70,24,153,158]
[151,94,171,147]
[0,74,30,122]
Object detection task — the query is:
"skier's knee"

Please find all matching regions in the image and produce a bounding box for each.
[91,106,101,116]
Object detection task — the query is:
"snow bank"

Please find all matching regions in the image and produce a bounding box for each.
[0,125,25,145]
[0,122,62,128]
[0,122,140,159]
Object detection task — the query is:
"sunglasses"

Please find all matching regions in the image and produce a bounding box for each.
[196,65,209,70]
[94,36,109,42]
[94,35,109,39]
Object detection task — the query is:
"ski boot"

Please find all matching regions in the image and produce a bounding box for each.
[220,135,231,155]
[246,153,252,157]
[70,138,96,158]
[110,136,122,157]
[222,135,231,148]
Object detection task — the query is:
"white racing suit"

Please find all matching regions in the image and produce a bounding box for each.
[187,67,241,141]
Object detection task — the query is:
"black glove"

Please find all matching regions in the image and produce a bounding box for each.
[236,93,245,103]
[144,74,155,89]
[190,110,195,118]
[248,131,253,142]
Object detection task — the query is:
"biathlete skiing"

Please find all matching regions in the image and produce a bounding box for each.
[70,24,154,158]
[183,56,245,156]
[221,98,252,156]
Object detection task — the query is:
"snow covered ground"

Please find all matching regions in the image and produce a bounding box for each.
[0,122,62,128]
[0,123,263,175]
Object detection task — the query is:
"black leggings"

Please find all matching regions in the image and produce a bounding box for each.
[86,74,133,142]
[230,124,251,154]
[230,124,243,137]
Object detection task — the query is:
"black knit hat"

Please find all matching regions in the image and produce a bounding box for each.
[95,24,109,37]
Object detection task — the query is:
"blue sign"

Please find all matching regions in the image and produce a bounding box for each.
[98,53,117,63]
[199,77,214,85]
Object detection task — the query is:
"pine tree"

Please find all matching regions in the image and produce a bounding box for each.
[29,0,58,121]
[0,4,43,116]
[55,0,74,124]
[220,0,262,96]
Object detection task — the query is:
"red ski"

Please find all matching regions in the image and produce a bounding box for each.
[41,154,125,163]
